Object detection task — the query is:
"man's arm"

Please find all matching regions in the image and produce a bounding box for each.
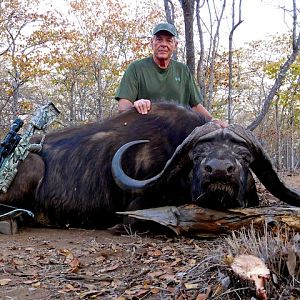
[192,103,228,128]
[118,99,133,113]
[192,103,213,121]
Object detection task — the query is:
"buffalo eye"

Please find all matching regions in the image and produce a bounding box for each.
[192,144,212,161]
[234,147,251,165]
[227,165,235,173]
[204,165,212,173]
[240,152,251,165]
[242,157,250,165]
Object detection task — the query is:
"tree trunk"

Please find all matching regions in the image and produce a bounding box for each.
[228,0,243,124]
[204,0,226,111]
[11,71,20,119]
[275,97,281,170]
[179,0,195,75]
[195,0,206,107]
[164,0,175,24]
[69,81,76,124]
[163,0,178,60]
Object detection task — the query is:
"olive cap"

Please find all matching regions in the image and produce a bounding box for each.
[153,23,178,37]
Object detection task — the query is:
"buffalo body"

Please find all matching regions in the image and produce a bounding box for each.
[0,102,299,228]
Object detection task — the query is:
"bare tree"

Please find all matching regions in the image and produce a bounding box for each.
[195,0,207,106]
[179,0,196,74]
[163,0,178,60]
[228,0,243,124]
[0,8,34,117]
[195,0,226,111]
[164,0,175,24]
[247,0,300,131]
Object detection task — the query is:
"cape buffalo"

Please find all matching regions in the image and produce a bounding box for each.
[0,102,299,229]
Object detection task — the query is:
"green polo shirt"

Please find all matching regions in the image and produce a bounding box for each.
[115,57,202,107]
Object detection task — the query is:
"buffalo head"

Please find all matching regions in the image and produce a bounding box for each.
[112,123,300,209]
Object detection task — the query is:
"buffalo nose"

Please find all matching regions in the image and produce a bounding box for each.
[204,158,235,176]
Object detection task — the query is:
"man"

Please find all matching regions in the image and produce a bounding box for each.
[115,22,225,126]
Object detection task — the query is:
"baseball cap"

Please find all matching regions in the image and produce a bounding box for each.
[152,23,178,37]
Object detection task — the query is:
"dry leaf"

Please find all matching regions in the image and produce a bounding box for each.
[134,289,150,297]
[196,294,208,300]
[159,274,179,282]
[25,247,35,252]
[59,248,74,263]
[79,290,102,298]
[287,247,297,277]
[213,282,225,295]
[100,263,120,273]
[65,283,77,291]
[58,283,78,293]
[125,286,149,298]
[151,287,160,294]
[188,258,197,267]
[32,282,41,288]
[11,258,24,266]
[224,254,234,265]
[0,278,12,286]
[23,279,39,284]
[148,270,164,278]
[185,283,198,289]
[170,257,182,266]
[69,257,80,273]
[148,249,162,257]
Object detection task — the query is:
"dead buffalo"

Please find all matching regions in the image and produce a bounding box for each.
[0,102,299,228]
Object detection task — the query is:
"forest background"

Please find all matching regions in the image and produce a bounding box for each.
[0,0,299,172]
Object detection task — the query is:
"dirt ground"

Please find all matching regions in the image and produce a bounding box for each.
[0,173,299,300]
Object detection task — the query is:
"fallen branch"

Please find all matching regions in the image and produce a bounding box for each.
[64,274,113,282]
[117,205,300,236]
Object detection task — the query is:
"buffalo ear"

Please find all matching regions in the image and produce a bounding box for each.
[229,125,300,207]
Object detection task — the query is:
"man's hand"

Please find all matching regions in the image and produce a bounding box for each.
[191,103,228,128]
[211,119,228,128]
[118,99,152,114]
[134,99,151,114]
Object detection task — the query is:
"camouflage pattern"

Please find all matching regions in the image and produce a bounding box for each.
[0,103,60,193]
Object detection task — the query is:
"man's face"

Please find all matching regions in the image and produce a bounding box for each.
[151,32,178,61]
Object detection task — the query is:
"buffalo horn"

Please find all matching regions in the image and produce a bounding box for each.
[229,124,300,206]
[111,122,222,194]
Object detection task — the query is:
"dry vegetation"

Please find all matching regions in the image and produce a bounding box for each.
[179,224,300,299]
